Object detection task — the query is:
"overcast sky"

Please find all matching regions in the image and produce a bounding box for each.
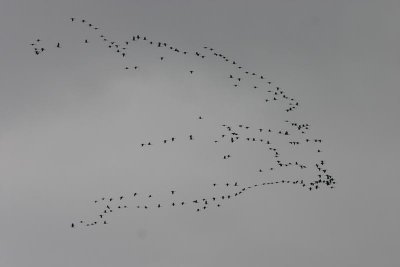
[0,0,399,266]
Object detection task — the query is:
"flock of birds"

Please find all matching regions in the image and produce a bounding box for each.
[29,18,335,229]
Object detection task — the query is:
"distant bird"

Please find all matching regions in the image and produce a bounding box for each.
[71,223,74,228]
[56,42,61,48]
[70,18,75,22]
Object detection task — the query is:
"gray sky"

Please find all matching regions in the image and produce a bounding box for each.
[1,0,399,266]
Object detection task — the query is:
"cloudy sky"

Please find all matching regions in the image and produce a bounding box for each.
[0,0,399,266]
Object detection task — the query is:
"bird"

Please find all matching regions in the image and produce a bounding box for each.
[71,223,74,228]
[56,42,61,48]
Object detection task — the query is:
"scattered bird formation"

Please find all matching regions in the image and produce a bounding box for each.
[27,18,335,228]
